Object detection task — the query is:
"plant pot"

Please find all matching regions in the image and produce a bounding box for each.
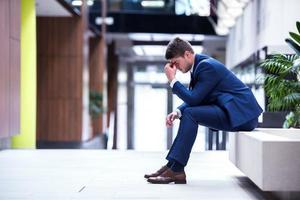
[259,111,289,128]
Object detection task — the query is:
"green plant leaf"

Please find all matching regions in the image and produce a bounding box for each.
[89,90,103,118]
[260,52,300,113]
[291,58,300,74]
[284,93,300,108]
[285,38,300,55]
[259,53,298,78]
[297,21,300,34]
[289,32,300,44]
[259,20,300,120]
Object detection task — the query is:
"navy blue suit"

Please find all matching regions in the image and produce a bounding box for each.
[166,54,263,166]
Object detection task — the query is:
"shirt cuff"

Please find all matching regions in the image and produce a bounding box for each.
[170,79,178,88]
[175,109,182,118]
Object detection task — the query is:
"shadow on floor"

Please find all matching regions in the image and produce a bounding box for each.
[37,134,108,149]
[234,176,280,200]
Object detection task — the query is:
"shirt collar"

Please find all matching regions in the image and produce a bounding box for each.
[190,57,195,73]
[190,63,194,73]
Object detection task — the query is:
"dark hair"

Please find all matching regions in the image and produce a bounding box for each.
[165,37,194,60]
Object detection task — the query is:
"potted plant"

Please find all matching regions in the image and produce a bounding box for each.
[89,90,103,119]
[89,90,103,139]
[260,21,300,128]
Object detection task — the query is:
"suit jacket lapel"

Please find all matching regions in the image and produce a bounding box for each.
[189,54,210,90]
[189,54,202,90]
[189,72,194,90]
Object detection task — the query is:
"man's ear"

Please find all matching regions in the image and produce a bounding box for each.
[184,51,189,57]
[185,51,192,60]
[186,51,192,57]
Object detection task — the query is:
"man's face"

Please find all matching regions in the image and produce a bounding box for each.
[169,51,193,73]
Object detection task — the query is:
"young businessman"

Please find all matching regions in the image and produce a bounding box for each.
[145,37,263,184]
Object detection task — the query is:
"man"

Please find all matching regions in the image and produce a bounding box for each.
[145,37,263,184]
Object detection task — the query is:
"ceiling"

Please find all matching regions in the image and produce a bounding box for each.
[36,0,72,17]
[34,0,227,64]
[107,33,226,66]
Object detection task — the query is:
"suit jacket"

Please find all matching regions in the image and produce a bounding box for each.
[173,54,263,128]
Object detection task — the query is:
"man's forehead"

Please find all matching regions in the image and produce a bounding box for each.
[169,57,180,62]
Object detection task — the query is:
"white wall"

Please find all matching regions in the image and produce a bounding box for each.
[226,0,300,68]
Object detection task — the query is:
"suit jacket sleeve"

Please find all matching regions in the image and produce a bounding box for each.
[177,102,189,113]
[172,61,222,106]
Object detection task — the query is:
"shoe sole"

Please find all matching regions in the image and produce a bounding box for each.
[174,180,187,184]
[147,179,187,184]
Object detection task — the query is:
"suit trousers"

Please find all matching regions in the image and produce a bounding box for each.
[166,105,258,166]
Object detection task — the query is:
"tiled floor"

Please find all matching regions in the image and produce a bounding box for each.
[0,150,276,200]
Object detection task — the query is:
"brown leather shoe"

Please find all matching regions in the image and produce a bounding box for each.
[147,169,186,184]
[144,165,169,179]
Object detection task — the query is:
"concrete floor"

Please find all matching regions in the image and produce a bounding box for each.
[0,150,276,200]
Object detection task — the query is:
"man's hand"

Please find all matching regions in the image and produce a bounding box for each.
[166,111,179,128]
[164,63,176,82]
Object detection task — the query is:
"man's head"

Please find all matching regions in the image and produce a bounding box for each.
[165,37,195,73]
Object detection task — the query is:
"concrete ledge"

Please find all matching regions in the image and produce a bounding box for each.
[229,128,300,191]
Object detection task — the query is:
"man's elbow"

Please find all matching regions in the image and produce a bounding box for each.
[185,97,200,106]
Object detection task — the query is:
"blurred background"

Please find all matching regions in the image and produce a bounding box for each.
[0,0,299,151]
